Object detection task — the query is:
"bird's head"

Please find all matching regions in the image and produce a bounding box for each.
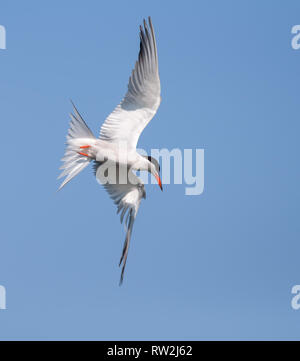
[144,156,163,191]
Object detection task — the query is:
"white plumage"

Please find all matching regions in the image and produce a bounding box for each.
[58,17,162,284]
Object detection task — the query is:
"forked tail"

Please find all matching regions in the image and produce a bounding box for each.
[58,102,96,190]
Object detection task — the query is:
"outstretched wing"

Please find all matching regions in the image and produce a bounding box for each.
[94,162,146,284]
[99,17,161,150]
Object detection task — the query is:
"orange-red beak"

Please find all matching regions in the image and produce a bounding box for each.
[155,173,163,191]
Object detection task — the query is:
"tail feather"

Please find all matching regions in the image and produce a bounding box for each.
[58,102,96,190]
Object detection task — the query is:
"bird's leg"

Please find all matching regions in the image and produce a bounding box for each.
[78,145,91,157]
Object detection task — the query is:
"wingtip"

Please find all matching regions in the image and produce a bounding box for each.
[69,99,79,114]
[56,184,63,192]
[141,17,152,30]
[119,266,126,286]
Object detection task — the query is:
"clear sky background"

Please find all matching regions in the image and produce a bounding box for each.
[0,0,300,340]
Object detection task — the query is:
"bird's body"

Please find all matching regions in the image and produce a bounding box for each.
[67,137,149,169]
[58,17,162,284]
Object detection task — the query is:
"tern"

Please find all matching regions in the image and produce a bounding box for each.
[58,17,162,284]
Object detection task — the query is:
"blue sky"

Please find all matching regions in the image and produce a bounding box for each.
[0,0,300,340]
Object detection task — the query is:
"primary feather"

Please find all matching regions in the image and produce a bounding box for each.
[99,17,161,150]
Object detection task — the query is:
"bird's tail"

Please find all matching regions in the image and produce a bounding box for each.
[58,102,97,190]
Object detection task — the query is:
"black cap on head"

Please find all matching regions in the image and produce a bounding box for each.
[146,156,160,173]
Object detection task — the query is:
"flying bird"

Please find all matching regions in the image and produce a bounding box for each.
[58,17,162,284]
